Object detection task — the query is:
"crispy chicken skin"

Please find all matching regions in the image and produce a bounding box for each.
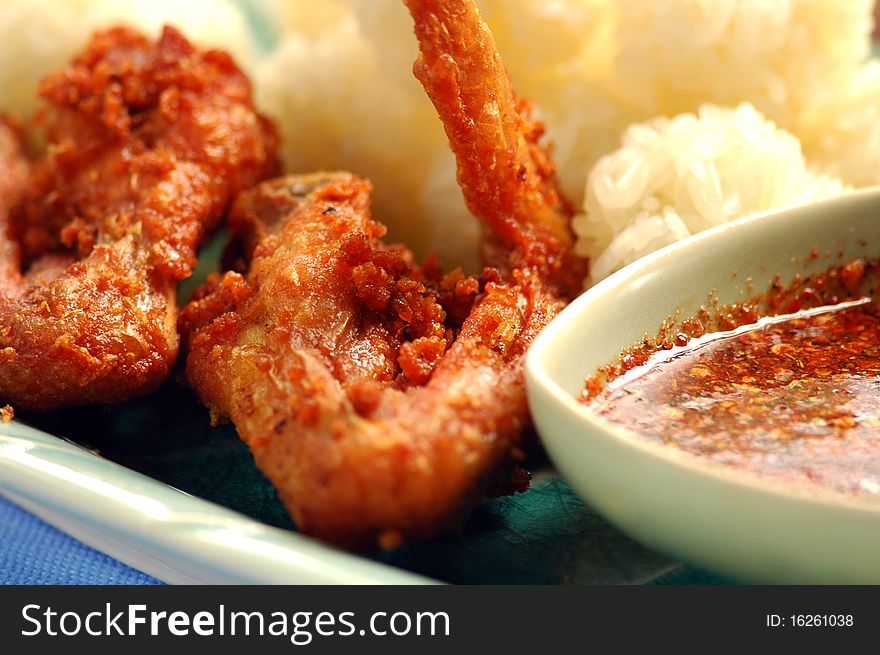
[180,0,583,548]
[0,120,30,299]
[406,0,585,295]
[0,26,277,410]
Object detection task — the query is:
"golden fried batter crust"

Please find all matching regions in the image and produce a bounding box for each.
[0,26,277,410]
[181,0,584,547]
[407,0,586,294]
[0,119,30,299]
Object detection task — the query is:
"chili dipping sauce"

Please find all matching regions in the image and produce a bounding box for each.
[582,259,880,497]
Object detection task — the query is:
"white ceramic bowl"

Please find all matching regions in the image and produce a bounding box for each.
[526,188,880,584]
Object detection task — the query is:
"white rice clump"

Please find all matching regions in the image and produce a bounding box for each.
[571,0,878,286]
[258,0,877,283]
[798,60,880,188]
[0,0,259,120]
[611,0,874,130]
[573,104,849,285]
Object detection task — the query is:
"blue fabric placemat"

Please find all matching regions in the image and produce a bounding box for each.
[0,495,161,585]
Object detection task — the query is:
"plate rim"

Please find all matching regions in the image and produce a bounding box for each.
[0,419,437,585]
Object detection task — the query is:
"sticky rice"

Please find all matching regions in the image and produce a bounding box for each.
[798,60,880,188]
[572,104,849,285]
[0,0,258,119]
[256,0,879,284]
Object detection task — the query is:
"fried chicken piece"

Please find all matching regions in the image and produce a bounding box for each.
[406,0,585,295]
[0,120,30,299]
[181,0,584,548]
[0,26,277,410]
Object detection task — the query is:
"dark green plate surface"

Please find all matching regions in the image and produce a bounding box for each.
[19,377,732,585]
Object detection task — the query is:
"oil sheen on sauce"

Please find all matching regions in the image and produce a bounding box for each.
[584,298,880,497]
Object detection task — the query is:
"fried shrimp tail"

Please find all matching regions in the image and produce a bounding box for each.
[181,0,585,548]
[0,26,277,411]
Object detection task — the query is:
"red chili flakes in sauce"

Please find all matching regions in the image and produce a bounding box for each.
[582,258,880,497]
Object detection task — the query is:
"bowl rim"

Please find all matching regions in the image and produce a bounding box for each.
[527,186,880,516]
